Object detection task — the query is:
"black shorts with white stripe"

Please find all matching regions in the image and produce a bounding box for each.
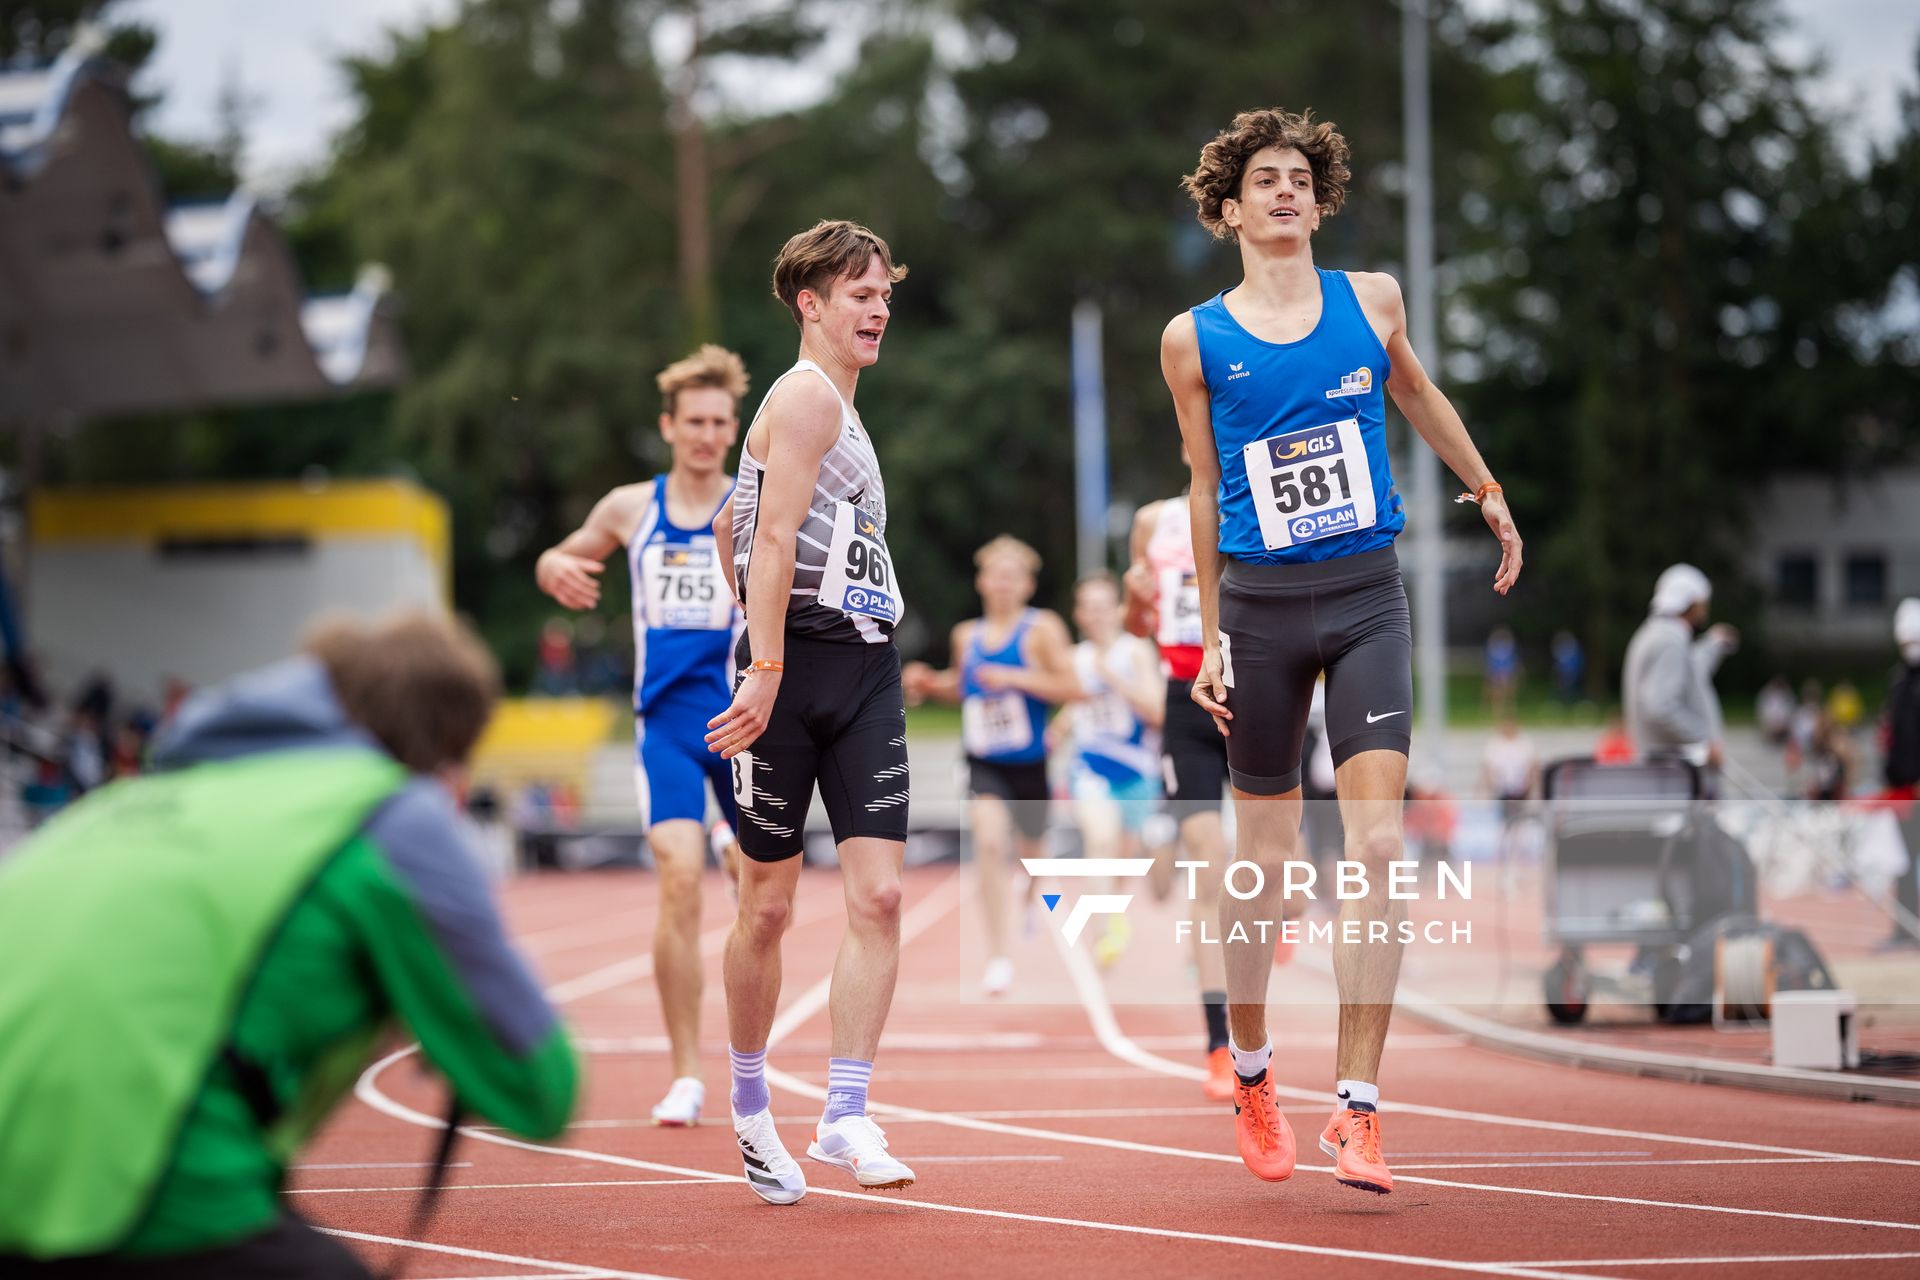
[728,633,910,861]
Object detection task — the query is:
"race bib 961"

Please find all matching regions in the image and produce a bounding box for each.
[816,501,904,623]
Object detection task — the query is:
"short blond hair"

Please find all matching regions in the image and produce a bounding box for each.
[304,610,501,774]
[974,535,1041,576]
[656,344,748,416]
[771,220,908,329]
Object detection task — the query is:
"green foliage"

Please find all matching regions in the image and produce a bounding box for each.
[33,0,1920,691]
[1452,0,1917,681]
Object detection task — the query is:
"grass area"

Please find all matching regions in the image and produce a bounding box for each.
[905,703,964,736]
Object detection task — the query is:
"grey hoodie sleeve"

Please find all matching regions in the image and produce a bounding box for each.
[1639,628,1712,746]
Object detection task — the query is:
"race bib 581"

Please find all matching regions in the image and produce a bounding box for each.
[1242,419,1378,551]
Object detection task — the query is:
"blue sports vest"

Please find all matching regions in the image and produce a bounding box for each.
[628,476,736,716]
[1193,269,1405,564]
[961,610,1050,765]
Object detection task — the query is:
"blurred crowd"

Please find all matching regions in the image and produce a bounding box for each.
[0,664,181,832]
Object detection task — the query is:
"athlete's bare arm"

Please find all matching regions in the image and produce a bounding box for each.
[704,377,842,758]
[1160,312,1231,734]
[535,484,650,610]
[1122,501,1163,639]
[903,621,974,706]
[713,494,737,599]
[1351,271,1523,595]
[1113,636,1166,729]
[977,611,1083,705]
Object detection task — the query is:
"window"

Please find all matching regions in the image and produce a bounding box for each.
[1845,551,1887,608]
[1775,553,1817,611]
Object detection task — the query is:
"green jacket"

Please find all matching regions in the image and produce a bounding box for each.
[0,658,577,1259]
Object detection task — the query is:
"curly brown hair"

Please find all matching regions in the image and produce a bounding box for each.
[1183,108,1351,242]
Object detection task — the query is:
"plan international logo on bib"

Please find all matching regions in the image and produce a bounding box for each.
[1325,366,1372,399]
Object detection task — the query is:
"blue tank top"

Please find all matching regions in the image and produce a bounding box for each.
[627,476,737,717]
[961,609,1050,765]
[1193,269,1405,564]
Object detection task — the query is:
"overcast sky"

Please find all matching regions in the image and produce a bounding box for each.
[119,0,1920,192]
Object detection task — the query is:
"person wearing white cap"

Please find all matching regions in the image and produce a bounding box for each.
[1621,564,1738,769]
[1876,598,1920,948]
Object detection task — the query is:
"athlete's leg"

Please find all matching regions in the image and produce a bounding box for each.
[971,789,1016,963]
[1221,787,1306,1049]
[1329,749,1409,1084]
[1179,810,1229,993]
[724,852,803,1058]
[828,837,906,1059]
[648,818,709,1081]
[803,646,916,1189]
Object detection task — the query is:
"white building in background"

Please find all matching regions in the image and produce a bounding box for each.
[1747,470,1920,656]
[28,479,447,700]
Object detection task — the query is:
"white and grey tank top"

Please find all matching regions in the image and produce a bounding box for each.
[732,359,899,644]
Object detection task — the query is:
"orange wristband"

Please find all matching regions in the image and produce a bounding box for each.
[747,658,785,674]
[1454,480,1502,506]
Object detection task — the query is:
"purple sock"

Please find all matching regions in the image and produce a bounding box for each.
[822,1057,874,1124]
[729,1044,769,1116]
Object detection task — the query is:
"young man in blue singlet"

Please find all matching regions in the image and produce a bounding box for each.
[1163,109,1522,1195]
[535,344,746,1128]
[903,536,1080,995]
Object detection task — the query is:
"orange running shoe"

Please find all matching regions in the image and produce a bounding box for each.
[1318,1107,1393,1194]
[1232,1070,1296,1181]
[1204,1047,1235,1102]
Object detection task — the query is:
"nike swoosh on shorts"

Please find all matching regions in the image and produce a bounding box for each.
[1365,710,1406,724]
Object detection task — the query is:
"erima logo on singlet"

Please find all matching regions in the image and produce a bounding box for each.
[1227,360,1251,382]
[1325,366,1373,399]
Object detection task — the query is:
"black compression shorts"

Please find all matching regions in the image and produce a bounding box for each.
[1161,676,1228,816]
[730,634,910,861]
[1216,547,1412,796]
[967,757,1051,840]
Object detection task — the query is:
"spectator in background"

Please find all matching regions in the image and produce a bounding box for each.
[1827,680,1865,733]
[64,705,106,794]
[1482,715,1539,860]
[571,614,624,697]
[531,618,580,696]
[1484,626,1521,717]
[1622,564,1732,771]
[1594,711,1635,764]
[1787,678,1824,772]
[1878,598,1920,949]
[1757,675,1796,748]
[1550,631,1584,706]
[1803,711,1855,802]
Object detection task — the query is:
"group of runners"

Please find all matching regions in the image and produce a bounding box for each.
[534,107,1521,1205]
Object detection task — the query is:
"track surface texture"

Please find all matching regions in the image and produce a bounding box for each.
[295,866,1920,1280]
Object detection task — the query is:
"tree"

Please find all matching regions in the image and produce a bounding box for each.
[1450,0,1911,681]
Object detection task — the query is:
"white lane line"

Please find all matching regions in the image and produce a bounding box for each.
[1494,1252,1920,1269]
[1055,930,1920,1168]
[906,1155,1066,1163]
[356,876,1597,1280]
[292,1161,476,1170]
[1390,1158,1839,1171]
[293,1177,725,1194]
[315,1227,682,1280]
[1045,927,1920,1236]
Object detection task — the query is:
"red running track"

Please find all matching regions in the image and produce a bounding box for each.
[294,866,1920,1280]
